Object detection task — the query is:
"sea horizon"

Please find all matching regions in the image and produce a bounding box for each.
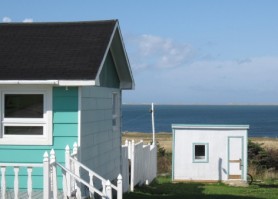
[123,103,278,106]
[122,104,278,138]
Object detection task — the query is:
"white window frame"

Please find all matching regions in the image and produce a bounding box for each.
[0,86,52,145]
[112,92,119,132]
[193,143,209,163]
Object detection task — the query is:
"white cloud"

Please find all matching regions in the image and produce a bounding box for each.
[23,18,33,23]
[157,56,278,103]
[2,17,12,23]
[126,34,195,70]
[1,17,34,23]
[124,55,278,104]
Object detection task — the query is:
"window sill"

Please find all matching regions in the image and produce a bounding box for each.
[193,159,209,163]
[0,137,52,145]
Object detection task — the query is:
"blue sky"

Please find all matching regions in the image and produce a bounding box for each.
[1,1,278,104]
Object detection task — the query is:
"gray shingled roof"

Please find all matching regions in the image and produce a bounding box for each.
[0,20,117,80]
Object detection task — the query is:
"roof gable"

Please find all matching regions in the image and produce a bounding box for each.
[99,51,120,88]
[0,20,116,81]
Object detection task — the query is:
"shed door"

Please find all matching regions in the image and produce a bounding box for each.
[228,137,243,180]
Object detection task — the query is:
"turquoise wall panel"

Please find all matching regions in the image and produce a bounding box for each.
[53,87,78,97]
[53,124,78,137]
[53,97,79,110]
[0,86,78,189]
[53,112,78,123]
[52,137,78,150]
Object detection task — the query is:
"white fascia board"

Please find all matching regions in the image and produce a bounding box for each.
[120,81,135,90]
[0,80,95,86]
[172,124,250,130]
[0,80,59,85]
[58,80,95,86]
[116,23,135,89]
[95,21,119,86]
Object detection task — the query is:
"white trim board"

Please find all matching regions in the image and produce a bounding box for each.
[0,80,95,86]
[172,124,249,130]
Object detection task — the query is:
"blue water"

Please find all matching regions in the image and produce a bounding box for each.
[122,105,278,137]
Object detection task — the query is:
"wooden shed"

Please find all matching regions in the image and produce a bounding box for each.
[172,124,249,183]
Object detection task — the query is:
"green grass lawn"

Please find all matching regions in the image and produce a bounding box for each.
[123,176,278,199]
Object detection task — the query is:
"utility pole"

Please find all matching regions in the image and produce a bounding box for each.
[151,103,156,145]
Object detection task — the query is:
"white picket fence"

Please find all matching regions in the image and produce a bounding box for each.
[121,144,129,193]
[0,143,123,199]
[0,140,157,198]
[122,140,157,192]
[0,163,44,199]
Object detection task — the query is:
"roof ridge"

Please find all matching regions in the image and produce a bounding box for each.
[0,19,118,26]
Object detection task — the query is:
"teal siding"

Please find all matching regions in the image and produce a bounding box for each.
[53,97,78,110]
[53,124,78,137]
[99,51,120,88]
[53,112,78,123]
[0,86,78,189]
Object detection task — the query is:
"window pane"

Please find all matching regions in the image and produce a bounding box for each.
[195,145,205,159]
[5,126,43,135]
[5,94,43,118]
[112,93,117,115]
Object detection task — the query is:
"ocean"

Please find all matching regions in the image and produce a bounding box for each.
[122,105,278,138]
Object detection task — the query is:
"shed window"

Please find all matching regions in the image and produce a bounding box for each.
[0,87,52,145]
[193,143,209,163]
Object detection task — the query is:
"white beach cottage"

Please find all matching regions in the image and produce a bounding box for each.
[0,20,134,197]
[172,124,249,183]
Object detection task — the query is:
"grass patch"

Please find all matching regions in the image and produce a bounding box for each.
[124,176,278,199]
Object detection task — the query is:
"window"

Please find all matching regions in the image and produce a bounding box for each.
[0,87,52,145]
[112,92,119,131]
[193,143,209,163]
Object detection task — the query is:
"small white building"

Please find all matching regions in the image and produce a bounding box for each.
[172,124,249,183]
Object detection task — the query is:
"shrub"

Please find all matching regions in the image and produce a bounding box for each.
[248,140,277,170]
[156,142,172,175]
[248,139,278,181]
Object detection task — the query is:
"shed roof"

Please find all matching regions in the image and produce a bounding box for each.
[0,20,134,89]
[172,124,250,130]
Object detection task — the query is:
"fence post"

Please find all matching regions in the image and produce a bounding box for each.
[65,145,71,197]
[130,140,135,192]
[128,141,132,159]
[89,173,94,198]
[50,149,58,199]
[72,143,81,198]
[102,181,106,199]
[117,174,123,199]
[105,180,112,199]
[72,142,78,156]
[1,167,6,199]
[27,167,33,199]
[14,167,19,199]
[43,152,50,199]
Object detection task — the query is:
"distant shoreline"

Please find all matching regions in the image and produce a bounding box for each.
[122,103,278,106]
[122,131,278,138]
[122,132,278,153]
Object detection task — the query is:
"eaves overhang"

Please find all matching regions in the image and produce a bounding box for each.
[95,20,135,90]
[0,80,96,86]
